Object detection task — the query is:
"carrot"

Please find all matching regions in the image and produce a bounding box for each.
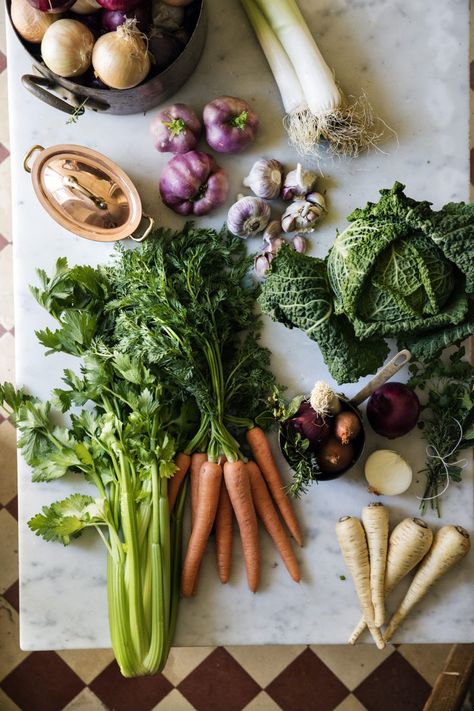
[168,452,191,512]
[181,461,222,597]
[336,516,385,649]
[223,460,260,593]
[383,525,471,642]
[361,502,389,627]
[247,461,301,582]
[246,426,303,546]
[215,480,233,583]
[349,517,433,645]
[190,453,207,528]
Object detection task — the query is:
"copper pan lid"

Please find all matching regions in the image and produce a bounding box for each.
[24,144,153,242]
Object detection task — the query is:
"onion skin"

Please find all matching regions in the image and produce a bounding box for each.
[12,0,58,43]
[70,0,101,13]
[317,437,354,475]
[27,0,74,13]
[41,19,94,77]
[92,24,150,89]
[150,104,201,154]
[159,151,230,216]
[95,0,141,10]
[367,382,420,439]
[290,401,331,446]
[334,411,361,445]
[101,5,150,31]
[203,96,258,154]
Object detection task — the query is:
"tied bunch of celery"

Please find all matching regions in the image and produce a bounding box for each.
[1,226,276,677]
[241,0,384,157]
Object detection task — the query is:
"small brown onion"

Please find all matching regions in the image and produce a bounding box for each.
[11,0,58,43]
[70,0,101,12]
[334,411,361,445]
[41,19,94,77]
[317,436,354,474]
[92,20,150,89]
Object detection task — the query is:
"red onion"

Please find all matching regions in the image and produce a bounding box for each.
[148,31,183,72]
[101,4,150,31]
[290,401,331,446]
[95,0,141,11]
[150,103,201,154]
[159,151,230,216]
[203,96,258,154]
[27,0,75,12]
[366,382,420,439]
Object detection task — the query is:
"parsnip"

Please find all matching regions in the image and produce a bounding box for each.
[383,525,471,642]
[336,516,385,649]
[349,517,433,644]
[362,502,389,627]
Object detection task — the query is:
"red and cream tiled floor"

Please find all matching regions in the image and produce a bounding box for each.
[0,7,472,711]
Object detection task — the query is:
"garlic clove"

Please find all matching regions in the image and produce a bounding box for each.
[292,235,307,253]
[263,219,282,245]
[243,158,284,200]
[227,195,271,238]
[267,236,286,257]
[282,162,318,200]
[306,191,326,210]
[254,252,271,277]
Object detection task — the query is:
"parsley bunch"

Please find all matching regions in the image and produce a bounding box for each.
[408,346,474,516]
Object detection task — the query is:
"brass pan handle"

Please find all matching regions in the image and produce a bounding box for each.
[23,145,45,174]
[130,214,155,242]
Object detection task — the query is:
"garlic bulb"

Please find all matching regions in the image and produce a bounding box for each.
[227,196,271,238]
[92,20,151,90]
[306,191,326,210]
[292,235,307,253]
[70,0,101,13]
[281,200,324,232]
[243,158,284,199]
[11,0,58,43]
[41,19,94,77]
[310,381,341,416]
[263,219,282,244]
[282,163,318,200]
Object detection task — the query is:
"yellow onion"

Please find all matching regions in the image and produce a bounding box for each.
[11,0,58,43]
[41,19,94,77]
[92,20,150,89]
[70,0,101,13]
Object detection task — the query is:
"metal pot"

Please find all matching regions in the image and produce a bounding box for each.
[279,350,412,481]
[24,143,154,242]
[7,0,207,116]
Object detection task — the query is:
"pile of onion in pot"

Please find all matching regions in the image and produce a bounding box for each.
[10,0,199,90]
[287,382,364,480]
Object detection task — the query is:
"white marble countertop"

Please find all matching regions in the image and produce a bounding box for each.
[7,0,473,650]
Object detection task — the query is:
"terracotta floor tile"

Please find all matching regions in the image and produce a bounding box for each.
[0,509,18,594]
[0,598,28,682]
[0,158,11,242]
[0,419,17,505]
[398,644,452,686]
[58,648,115,685]
[162,646,215,686]
[242,690,283,711]
[178,647,260,711]
[0,71,9,148]
[63,688,108,711]
[3,580,19,612]
[0,688,22,711]
[354,651,431,711]
[311,644,394,691]
[266,648,349,711]
[0,332,15,382]
[0,244,14,329]
[0,651,84,711]
[333,694,368,711]
[90,660,173,711]
[153,688,197,711]
[226,645,306,688]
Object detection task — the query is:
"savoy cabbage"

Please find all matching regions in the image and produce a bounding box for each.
[260,183,474,384]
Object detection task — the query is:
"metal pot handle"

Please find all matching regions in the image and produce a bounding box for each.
[350,349,412,406]
[22,75,85,116]
[130,214,155,242]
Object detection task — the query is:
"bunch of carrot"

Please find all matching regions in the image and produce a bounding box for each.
[169,426,303,595]
[336,503,471,648]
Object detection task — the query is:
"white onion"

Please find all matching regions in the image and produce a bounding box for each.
[11,0,58,43]
[41,19,94,77]
[92,21,150,89]
[70,0,101,13]
[365,450,413,496]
